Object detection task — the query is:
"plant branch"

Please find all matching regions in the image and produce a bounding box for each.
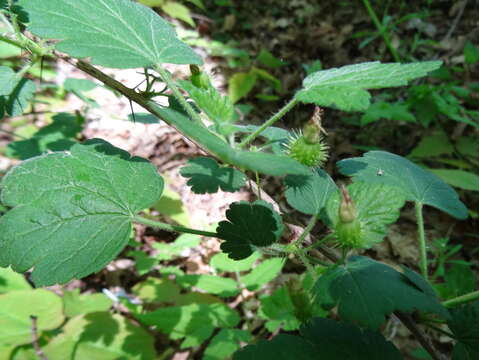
[415,201,428,281]
[361,0,401,62]
[153,65,204,125]
[291,214,319,248]
[442,290,479,308]
[394,312,446,360]
[133,215,218,238]
[30,316,48,360]
[238,97,298,149]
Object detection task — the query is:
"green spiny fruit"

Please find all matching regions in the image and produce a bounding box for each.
[284,130,329,167]
[336,185,363,248]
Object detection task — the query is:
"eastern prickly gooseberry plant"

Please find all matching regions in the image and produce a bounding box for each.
[0,0,477,359]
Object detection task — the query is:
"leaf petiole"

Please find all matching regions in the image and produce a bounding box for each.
[415,201,428,281]
[133,215,218,238]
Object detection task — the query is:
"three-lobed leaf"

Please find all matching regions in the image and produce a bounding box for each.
[295,61,442,111]
[338,151,468,219]
[234,318,403,360]
[217,200,284,260]
[180,157,246,194]
[0,139,164,286]
[312,256,449,329]
[19,0,202,68]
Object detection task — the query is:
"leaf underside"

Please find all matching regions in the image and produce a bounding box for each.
[338,151,468,219]
[295,61,442,111]
[19,0,202,68]
[0,139,164,286]
[313,256,449,329]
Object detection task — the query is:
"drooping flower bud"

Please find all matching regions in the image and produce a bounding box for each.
[189,65,211,89]
[336,185,362,248]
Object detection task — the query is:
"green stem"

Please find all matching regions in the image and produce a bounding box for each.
[238,97,298,149]
[295,247,315,278]
[361,0,401,62]
[442,290,479,308]
[305,233,334,251]
[133,215,218,238]
[153,65,204,126]
[292,214,319,248]
[415,201,428,280]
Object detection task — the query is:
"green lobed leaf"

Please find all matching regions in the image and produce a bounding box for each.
[217,200,284,260]
[177,274,239,297]
[62,312,155,360]
[63,289,113,318]
[204,329,251,360]
[0,139,164,286]
[260,286,301,331]
[210,251,260,273]
[284,168,337,215]
[228,72,257,103]
[360,101,416,125]
[0,78,36,117]
[448,301,479,360]
[137,303,239,348]
[240,257,285,291]
[429,169,479,192]
[0,289,64,348]
[180,157,246,194]
[7,112,82,160]
[0,66,18,96]
[295,61,442,112]
[234,318,403,360]
[312,256,449,329]
[0,267,31,293]
[324,182,405,247]
[338,151,468,219]
[19,0,202,68]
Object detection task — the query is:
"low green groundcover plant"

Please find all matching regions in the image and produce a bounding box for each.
[0,0,477,359]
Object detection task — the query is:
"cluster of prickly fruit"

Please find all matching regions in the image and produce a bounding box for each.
[284,110,329,167]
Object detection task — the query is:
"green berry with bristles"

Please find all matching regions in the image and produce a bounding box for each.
[285,131,329,167]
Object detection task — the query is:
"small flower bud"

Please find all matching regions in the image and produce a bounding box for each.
[339,185,356,223]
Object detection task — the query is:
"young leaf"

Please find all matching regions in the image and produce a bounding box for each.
[19,0,202,68]
[295,61,442,111]
[63,289,112,317]
[62,312,156,360]
[0,66,18,96]
[179,80,235,134]
[338,151,468,219]
[0,139,164,286]
[324,182,405,247]
[137,303,239,348]
[312,256,449,329]
[448,301,479,360]
[234,318,403,360]
[203,329,251,360]
[7,112,82,160]
[177,274,239,297]
[210,252,260,273]
[234,334,315,360]
[217,200,284,260]
[180,157,246,194]
[240,257,285,291]
[0,289,64,348]
[284,168,338,215]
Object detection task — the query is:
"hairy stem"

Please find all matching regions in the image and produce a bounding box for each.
[153,65,204,125]
[292,213,319,248]
[133,215,218,238]
[361,0,401,62]
[238,97,298,149]
[415,201,428,280]
[443,290,479,308]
